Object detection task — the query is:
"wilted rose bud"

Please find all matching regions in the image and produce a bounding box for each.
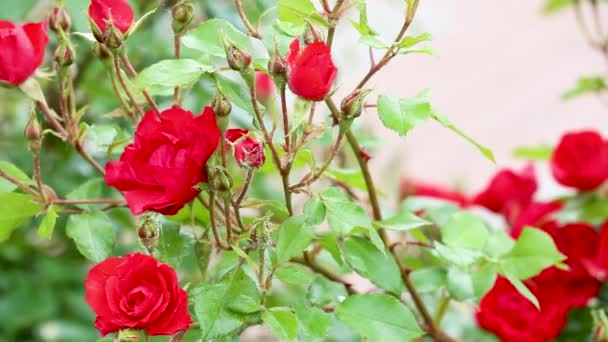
[118,329,141,342]
[25,116,42,142]
[223,37,251,71]
[136,212,160,253]
[212,90,232,118]
[54,42,75,67]
[255,72,274,104]
[341,89,372,120]
[103,23,124,49]
[234,136,265,169]
[172,0,194,34]
[304,22,324,45]
[48,7,71,32]
[209,167,233,192]
[268,42,287,81]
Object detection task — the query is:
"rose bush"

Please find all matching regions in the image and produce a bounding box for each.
[0,1,607,342]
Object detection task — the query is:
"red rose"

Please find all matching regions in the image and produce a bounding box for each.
[551,130,608,191]
[85,253,192,336]
[0,21,48,85]
[581,221,608,280]
[225,129,265,168]
[400,179,470,207]
[510,201,562,238]
[473,165,537,219]
[286,39,337,101]
[476,277,569,342]
[105,106,221,215]
[255,71,274,103]
[89,0,134,34]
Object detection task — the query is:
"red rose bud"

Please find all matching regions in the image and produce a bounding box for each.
[85,253,193,336]
[551,130,608,191]
[105,106,221,215]
[88,0,134,34]
[172,0,194,34]
[48,7,71,32]
[25,116,42,142]
[223,36,251,71]
[268,42,287,79]
[54,42,75,67]
[212,90,231,118]
[0,21,49,85]
[209,167,233,192]
[286,39,337,101]
[304,22,324,45]
[136,212,160,253]
[234,136,265,169]
[255,72,274,103]
[341,89,372,120]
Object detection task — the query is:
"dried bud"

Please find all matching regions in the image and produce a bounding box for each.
[172,0,194,34]
[209,167,233,192]
[212,90,232,118]
[118,329,141,342]
[54,42,75,67]
[234,136,265,169]
[136,212,160,253]
[304,22,324,45]
[223,36,251,71]
[341,89,372,120]
[25,116,42,142]
[49,7,71,32]
[102,23,124,49]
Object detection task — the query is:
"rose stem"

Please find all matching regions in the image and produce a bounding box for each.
[113,55,145,118]
[173,32,181,104]
[119,52,161,114]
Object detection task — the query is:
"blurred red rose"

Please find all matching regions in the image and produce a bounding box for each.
[473,165,537,220]
[400,179,470,207]
[510,201,562,238]
[551,130,608,191]
[85,253,192,336]
[476,277,569,342]
[89,0,134,33]
[105,106,220,215]
[582,221,608,280]
[0,21,48,85]
[286,39,337,101]
[255,71,274,103]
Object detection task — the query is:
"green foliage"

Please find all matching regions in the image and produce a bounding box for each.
[135,59,214,96]
[562,75,607,99]
[66,212,116,262]
[182,18,252,57]
[0,192,43,242]
[335,294,424,342]
[155,224,195,269]
[513,144,553,160]
[0,161,34,192]
[37,205,58,239]
[275,215,314,264]
[275,263,314,285]
[278,0,328,28]
[262,307,298,341]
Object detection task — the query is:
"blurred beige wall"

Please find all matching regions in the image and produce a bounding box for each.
[333,0,607,193]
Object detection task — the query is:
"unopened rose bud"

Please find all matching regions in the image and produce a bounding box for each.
[103,23,124,49]
[137,212,160,253]
[255,72,274,104]
[212,91,232,118]
[234,136,265,169]
[42,185,58,202]
[25,116,42,142]
[88,16,104,43]
[172,0,194,34]
[268,42,287,80]
[118,329,141,342]
[223,36,251,71]
[341,89,372,120]
[54,42,75,67]
[49,7,71,32]
[304,23,324,45]
[209,167,233,192]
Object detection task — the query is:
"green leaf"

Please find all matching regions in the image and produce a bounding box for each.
[308,275,348,306]
[562,75,607,99]
[434,242,484,267]
[0,192,44,241]
[350,3,377,36]
[155,225,194,269]
[239,198,289,221]
[326,167,368,191]
[513,144,553,160]
[320,187,373,235]
[446,265,497,302]
[360,35,388,49]
[335,294,424,342]
[375,210,430,231]
[66,211,116,262]
[66,178,105,210]
[542,0,573,14]
[409,267,447,293]
[275,215,314,264]
[342,236,403,294]
[182,18,252,57]
[377,91,432,136]
[294,303,333,340]
[193,267,261,340]
[278,0,328,27]
[81,123,117,156]
[397,32,432,48]
[18,77,46,104]
[483,228,515,259]
[37,205,58,239]
[134,59,214,96]
[215,73,256,115]
[303,197,326,225]
[505,274,540,309]
[262,308,298,342]
[441,212,489,251]
[275,263,314,285]
[431,110,495,162]
[500,227,566,280]
[0,161,35,192]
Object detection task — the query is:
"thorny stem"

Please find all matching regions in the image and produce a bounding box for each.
[110,67,137,122]
[75,142,106,175]
[234,0,262,39]
[296,254,355,294]
[113,55,145,118]
[291,129,346,190]
[208,192,225,248]
[326,0,347,47]
[232,169,254,231]
[119,52,161,114]
[35,101,68,139]
[280,87,291,150]
[173,33,182,104]
[54,198,125,205]
[0,168,39,197]
[33,153,44,201]
[249,85,282,170]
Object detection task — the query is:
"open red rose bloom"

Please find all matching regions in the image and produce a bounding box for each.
[105,106,221,215]
[286,39,337,101]
[88,0,134,33]
[85,253,192,336]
